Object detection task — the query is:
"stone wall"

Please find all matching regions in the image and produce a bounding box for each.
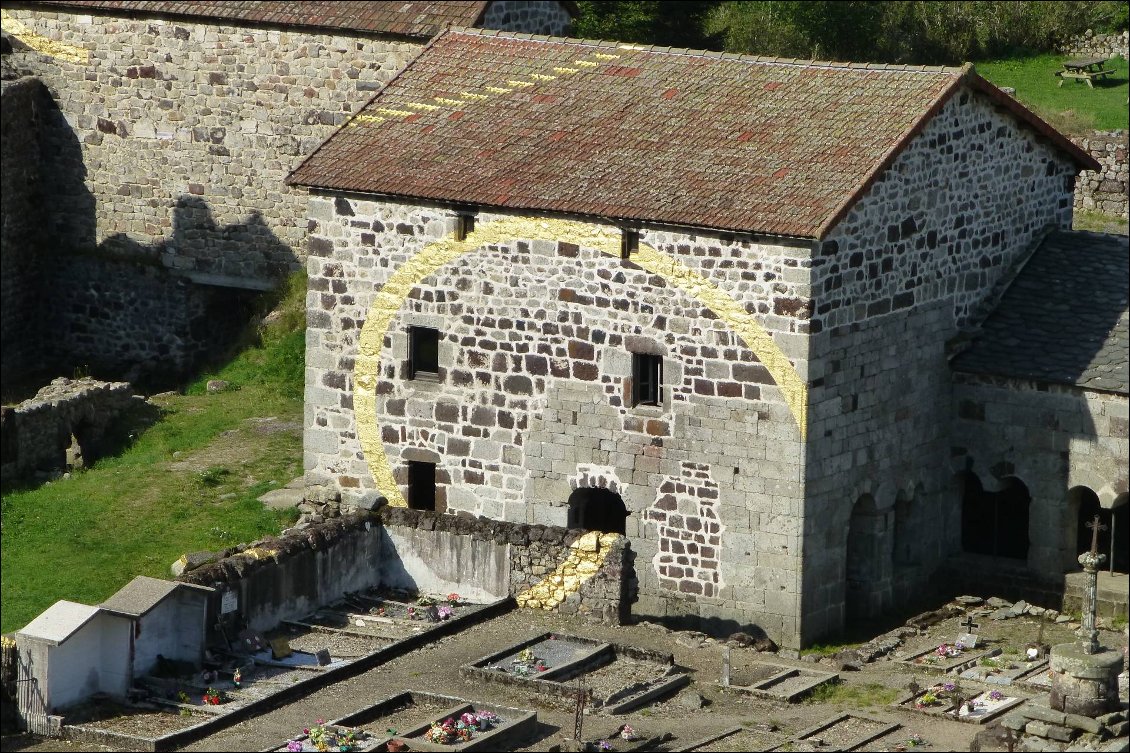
[1,7,422,283]
[801,86,1076,644]
[47,253,258,386]
[951,374,1128,576]
[0,377,142,482]
[0,76,46,388]
[303,198,811,646]
[481,0,575,35]
[1059,29,1129,61]
[1072,131,1129,220]
[176,509,630,631]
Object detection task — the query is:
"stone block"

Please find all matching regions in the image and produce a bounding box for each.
[1062,713,1101,734]
[1025,705,1068,726]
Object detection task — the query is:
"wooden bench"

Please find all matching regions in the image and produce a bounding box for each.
[1056,57,1115,88]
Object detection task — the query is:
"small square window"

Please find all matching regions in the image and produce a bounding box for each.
[454,213,476,241]
[632,353,662,406]
[621,229,639,259]
[409,326,440,378]
[407,461,436,511]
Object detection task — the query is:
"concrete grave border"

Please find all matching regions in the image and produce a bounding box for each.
[891,686,1028,725]
[773,713,901,751]
[265,690,538,753]
[61,598,513,752]
[461,631,689,714]
[897,644,1001,675]
[719,661,839,703]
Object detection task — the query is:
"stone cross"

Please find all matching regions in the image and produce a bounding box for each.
[961,615,979,634]
[1076,515,1108,655]
[1086,514,1108,556]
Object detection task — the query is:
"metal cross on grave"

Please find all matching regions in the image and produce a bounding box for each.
[1086,514,1108,556]
[961,615,980,634]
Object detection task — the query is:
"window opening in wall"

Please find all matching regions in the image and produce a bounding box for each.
[407,461,436,511]
[567,487,628,535]
[454,213,476,241]
[408,326,440,379]
[632,353,662,406]
[1072,488,1128,574]
[621,228,639,259]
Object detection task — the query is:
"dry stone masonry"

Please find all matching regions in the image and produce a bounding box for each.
[1072,131,1129,220]
[1058,29,1129,62]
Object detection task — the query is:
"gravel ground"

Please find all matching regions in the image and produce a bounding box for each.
[4,601,1126,752]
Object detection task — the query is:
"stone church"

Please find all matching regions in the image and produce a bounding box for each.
[288,29,1129,648]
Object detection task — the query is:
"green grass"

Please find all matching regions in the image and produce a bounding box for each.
[799,641,861,657]
[0,273,307,634]
[805,681,900,709]
[975,53,1129,134]
[1074,209,1130,235]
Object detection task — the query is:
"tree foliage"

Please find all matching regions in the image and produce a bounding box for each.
[574,1,1129,64]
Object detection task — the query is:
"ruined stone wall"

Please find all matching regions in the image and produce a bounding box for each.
[303,199,811,646]
[0,76,46,388]
[801,87,1076,643]
[1072,131,1129,220]
[951,374,1128,576]
[0,377,141,482]
[1059,29,1129,61]
[177,510,630,631]
[1,7,422,282]
[46,254,256,386]
[481,0,575,35]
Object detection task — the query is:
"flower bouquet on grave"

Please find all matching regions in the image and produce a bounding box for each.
[446,592,461,606]
[914,691,943,709]
[988,689,1005,702]
[416,594,438,607]
[427,719,458,745]
[474,710,500,730]
[436,605,454,621]
[619,724,638,741]
[202,687,228,705]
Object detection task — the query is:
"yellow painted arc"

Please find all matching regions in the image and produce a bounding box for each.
[513,531,621,610]
[2,10,90,64]
[354,217,808,508]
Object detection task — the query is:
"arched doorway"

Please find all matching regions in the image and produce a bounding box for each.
[961,473,1030,560]
[567,487,628,535]
[1072,488,1129,574]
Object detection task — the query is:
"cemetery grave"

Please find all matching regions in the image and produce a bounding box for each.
[720,657,838,703]
[273,691,538,752]
[786,713,902,751]
[897,642,1001,675]
[463,633,689,714]
[674,724,784,752]
[892,679,1026,725]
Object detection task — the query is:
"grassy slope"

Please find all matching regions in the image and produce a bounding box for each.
[0,274,306,634]
[975,53,1129,134]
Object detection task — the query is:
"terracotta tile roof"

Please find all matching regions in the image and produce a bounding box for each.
[287,29,1096,239]
[953,231,1129,395]
[25,1,493,38]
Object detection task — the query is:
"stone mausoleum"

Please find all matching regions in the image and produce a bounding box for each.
[288,29,1129,649]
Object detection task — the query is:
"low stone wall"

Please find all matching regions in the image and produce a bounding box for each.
[1059,29,1129,61]
[176,509,632,633]
[0,377,141,482]
[1072,131,1129,220]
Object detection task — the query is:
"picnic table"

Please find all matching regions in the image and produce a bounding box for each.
[1056,57,1114,88]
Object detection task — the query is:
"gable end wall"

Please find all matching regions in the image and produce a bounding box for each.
[799,87,1075,643]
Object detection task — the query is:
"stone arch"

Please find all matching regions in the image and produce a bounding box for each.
[567,487,629,535]
[1071,486,1128,574]
[846,494,893,623]
[961,471,1030,560]
[353,217,808,506]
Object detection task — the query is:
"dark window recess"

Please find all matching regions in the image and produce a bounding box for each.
[621,229,639,259]
[454,213,476,241]
[409,326,440,378]
[407,461,436,511]
[632,353,662,406]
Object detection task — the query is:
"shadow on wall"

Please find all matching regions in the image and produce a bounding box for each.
[1,82,296,392]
